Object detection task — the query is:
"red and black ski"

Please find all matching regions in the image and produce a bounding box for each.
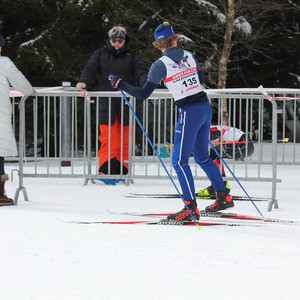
[58,218,264,227]
[116,211,298,225]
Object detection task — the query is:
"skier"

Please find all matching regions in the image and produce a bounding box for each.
[197,125,254,198]
[0,34,34,205]
[109,22,234,219]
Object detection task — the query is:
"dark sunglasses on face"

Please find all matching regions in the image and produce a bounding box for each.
[111,38,125,43]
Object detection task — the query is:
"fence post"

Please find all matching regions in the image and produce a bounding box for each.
[60,82,72,166]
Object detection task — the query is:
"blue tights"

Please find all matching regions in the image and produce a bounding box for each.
[172,102,226,201]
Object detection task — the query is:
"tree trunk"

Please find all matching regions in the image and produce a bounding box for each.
[218,0,235,124]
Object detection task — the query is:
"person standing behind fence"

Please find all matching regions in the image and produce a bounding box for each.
[197,125,254,198]
[109,22,234,220]
[0,34,34,205]
[76,25,147,184]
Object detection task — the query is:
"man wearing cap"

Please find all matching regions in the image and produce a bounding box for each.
[76,26,147,183]
[0,33,34,205]
[109,22,234,220]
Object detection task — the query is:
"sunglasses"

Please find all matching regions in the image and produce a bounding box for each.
[111,38,125,44]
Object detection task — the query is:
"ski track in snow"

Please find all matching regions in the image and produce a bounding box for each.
[0,164,299,299]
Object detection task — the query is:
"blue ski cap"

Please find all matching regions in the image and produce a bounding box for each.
[0,36,5,47]
[154,22,175,42]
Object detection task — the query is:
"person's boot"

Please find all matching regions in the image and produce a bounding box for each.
[197,181,230,198]
[167,200,199,221]
[205,190,234,212]
[197,185,217,198]
[0,174,14,206]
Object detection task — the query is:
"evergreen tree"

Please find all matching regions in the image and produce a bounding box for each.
[0,0,299,88]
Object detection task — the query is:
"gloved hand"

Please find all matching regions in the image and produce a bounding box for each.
[76,82,86,89]
[109,75,123,89]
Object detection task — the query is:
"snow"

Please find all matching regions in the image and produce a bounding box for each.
[195,0,253,35]
[20,29,49,48]
[289,72,300,83]
[234,16,252,35]
[196,0,226,23]
[1,163,300,300]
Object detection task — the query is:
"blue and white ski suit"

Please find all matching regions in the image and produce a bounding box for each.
[120,47,226,201]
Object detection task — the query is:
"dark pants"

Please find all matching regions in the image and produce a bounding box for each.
[0,157,4,175]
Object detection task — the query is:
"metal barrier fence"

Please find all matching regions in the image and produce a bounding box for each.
[9,87,300,211]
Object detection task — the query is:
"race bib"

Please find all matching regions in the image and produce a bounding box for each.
[161,51,203,101]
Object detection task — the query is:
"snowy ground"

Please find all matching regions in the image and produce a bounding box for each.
[1,162,299,300]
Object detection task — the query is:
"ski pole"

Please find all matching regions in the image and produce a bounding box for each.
[209,140,264,217]
[273,97,300,101]
[260,137,289,143]
[119,89,198,223]
[214,138,289,145]
[212,141,247,146]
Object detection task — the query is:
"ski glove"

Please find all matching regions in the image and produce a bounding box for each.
[109,75,123,89]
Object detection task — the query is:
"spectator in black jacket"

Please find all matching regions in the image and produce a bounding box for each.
[76,25,147,183]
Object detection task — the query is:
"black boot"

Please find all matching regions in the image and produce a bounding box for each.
[205,190,234,212]
[167,200,200,221]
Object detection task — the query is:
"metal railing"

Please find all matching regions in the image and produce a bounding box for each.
[9,87,300,210]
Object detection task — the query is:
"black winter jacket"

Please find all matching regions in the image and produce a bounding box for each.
[79,40,148,125]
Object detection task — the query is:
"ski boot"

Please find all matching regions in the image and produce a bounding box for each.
[205,190,234,212]
[197,181,231,199]
[167,200,200,221]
